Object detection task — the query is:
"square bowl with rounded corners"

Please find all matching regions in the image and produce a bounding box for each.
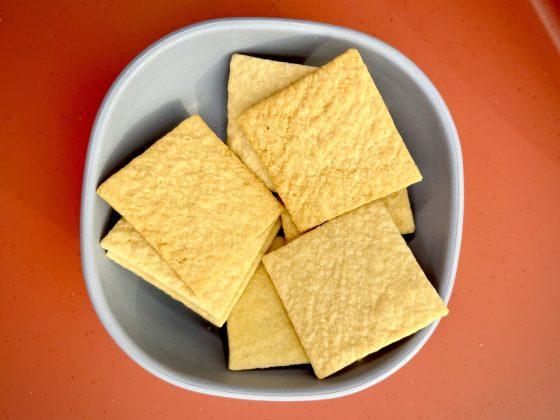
[80,18,463,401]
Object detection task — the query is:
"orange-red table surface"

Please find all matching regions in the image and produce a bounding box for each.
[1,1,559,418]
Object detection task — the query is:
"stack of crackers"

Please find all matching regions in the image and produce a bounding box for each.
[97,49,448,379]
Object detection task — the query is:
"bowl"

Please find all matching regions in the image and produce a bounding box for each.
[80,18,463,400]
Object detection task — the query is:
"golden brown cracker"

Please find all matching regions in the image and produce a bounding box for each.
[238,49,422,231]
[101,218,280,326]
[105,251,219,325]
[380,188,415,234]
[97,115,283,300]
[281,188,414,240]
[263,201,447,379]
[228,237,309,370]
[227,54,315,190]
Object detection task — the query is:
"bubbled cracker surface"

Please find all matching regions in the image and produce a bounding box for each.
[380,188,415,234]
[101,218,280,326]
[227,54,315,190]
[238,49,422,231]
[97,115,282,298]
[227,236,310,370]
[263,201,448,379]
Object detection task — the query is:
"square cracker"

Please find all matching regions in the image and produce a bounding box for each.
[227,54,315,191]
[101,217,281,326]
[227,236,309,370]
[238,49,422,231]
[281,188,415,242]
[97,115,283,298]
[263,201,448,379]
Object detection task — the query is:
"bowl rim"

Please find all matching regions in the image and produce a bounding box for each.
[80,17,463,401]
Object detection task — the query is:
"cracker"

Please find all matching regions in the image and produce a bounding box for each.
[281,188,414,241]
[280,209,302,243]
[101,219,214,322]
[97,115,283,301]
[238,49,422,231]
[228,237,309,370]
[267,236,286,253]
[380,188,415,234]
[263,201,447,379]
[106,251,218,325]
[101,217,281,326]
[227,54,315,190]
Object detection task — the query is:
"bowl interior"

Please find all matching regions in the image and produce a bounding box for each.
[81,19,461,400]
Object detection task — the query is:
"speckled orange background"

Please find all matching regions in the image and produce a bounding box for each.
[1,0,559,418]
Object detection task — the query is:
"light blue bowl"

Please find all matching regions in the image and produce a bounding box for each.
[80,18,463,400]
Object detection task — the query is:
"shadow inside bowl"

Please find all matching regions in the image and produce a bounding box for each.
[99,100,189,184]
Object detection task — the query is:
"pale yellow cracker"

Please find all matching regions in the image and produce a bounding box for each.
[101,218,281,326]
[106,251,218,325]
[281,188,414,241]
[238,49,422,231]
[280,209,302,243]
[263,201,447,379]
[228,237,309,370]
[227,54,315,190]
[101,219,214,323]
[97,115,283,303]
[380,188,415,234]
